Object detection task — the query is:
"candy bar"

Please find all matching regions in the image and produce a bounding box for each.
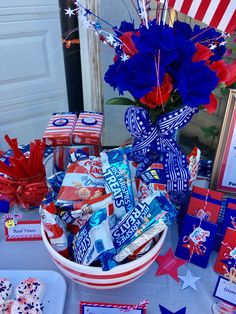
[59,193,113,230]
[40,202,69,258]
[57,157,105,204]
[101,148,134,218]
[73,207,116,270]
[43,112,77,146]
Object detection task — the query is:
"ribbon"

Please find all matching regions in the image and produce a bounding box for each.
[124,105,198,192]
[0,174,48,209]
[223,266,236,284]
[191,192,222,206]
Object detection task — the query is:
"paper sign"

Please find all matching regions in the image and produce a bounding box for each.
[213,276,236,306]
[80,301,146,314]
[4,220,42,241]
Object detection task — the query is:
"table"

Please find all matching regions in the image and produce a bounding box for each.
[0,208,221,314]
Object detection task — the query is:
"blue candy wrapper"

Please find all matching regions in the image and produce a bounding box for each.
[101,147,135,218]
[73,206,116,270]
[47,171,65,196]
[111,192,177,251]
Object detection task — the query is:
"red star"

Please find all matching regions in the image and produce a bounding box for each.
[155,248,187,282]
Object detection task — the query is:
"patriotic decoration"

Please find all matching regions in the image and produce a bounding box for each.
[155,248,187,281]
[159,305,186,314]
[43,112,77,146]
[65,0,236,193]
[72,111,103,146]
[80,301,148,313]
[161,0,236,34]
[175,215,217,268]
[178,269,201,291]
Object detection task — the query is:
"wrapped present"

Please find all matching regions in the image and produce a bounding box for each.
[187,186,223,224]
[43,112,77,146]
[53,145,95,171]
[214,228,236,275]
[175,214,217,268]
[72,111,103,151]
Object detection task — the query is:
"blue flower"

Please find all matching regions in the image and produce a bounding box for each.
[176,60,219,107]
[133,21,179,66]
[114,21,136,37]
[105,53,161,98]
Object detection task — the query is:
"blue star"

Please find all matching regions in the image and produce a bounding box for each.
[159,305,186,314]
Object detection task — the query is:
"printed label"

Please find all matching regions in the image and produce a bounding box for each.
[5,221,42,241]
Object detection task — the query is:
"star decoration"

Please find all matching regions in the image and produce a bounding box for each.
[106,34,116,45]
[159,305,186,314]
[121,53,129,62]
[155,248,187,282]
[178,270,201,290]
[209,43,217,50]
[65,7,75,17]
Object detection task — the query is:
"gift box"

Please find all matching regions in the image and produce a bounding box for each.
[214,228,236,275]
[72,111,103,151]
[43,112,77,146]
[186,186,223,224]
[53,145,96,171]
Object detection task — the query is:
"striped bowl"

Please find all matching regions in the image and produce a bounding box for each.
[41,225,168,289]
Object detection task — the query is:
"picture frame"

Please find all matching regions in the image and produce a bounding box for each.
[80,301,147,314]
[211,89,236,195]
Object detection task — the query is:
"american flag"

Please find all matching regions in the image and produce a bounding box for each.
[162,0,236,34]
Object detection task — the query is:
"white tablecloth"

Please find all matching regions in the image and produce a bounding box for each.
[0,207,220,314]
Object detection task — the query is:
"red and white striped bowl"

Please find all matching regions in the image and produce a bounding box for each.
[41,226,168,289]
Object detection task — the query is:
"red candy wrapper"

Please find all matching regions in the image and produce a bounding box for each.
[43,112,77,146]
[0,136,48,209]
[214,228,236,275]
[187,186,223,224]
[40,202,69,258]
[72,111,103,147]
[57,157,105,204]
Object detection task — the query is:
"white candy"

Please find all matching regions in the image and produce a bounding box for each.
[12,296,43,314]
[0,299,15,314]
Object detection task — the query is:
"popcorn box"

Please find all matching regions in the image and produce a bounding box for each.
[43,112,77,146]
[72,111,103,147]
[187,186,223,224]
[53,145,96,171]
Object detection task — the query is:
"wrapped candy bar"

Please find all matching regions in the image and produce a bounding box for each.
[101,147,134,218]
[40,202,69,258]
[47,171,65,196]
[73,206,117,270]
[57,157,105,204]
[43,112,77,146]
[111,193,177,251]
[59,193,114,231]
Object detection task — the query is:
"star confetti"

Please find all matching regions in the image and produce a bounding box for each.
[178,270,201,291]
[65,7,75,17]
[155,248,187,282]
[159,305,186,314]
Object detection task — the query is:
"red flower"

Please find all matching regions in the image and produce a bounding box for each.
[192,43,213,62]
[225,60,236,86]
[119,31,139,57]
[139,74,173,108]
[203,93,218,114]
[208,60,227,84]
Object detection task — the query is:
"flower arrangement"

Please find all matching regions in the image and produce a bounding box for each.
[67,1,236,192]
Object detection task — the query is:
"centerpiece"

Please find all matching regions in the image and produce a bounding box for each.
[72,0,236,193]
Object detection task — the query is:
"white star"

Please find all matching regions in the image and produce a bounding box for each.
[219,41,226,46]
[178,270,201,291]
[65,7,75,17]
[106,34,116,45]
[209,43,217,50]
[121,53,129,61]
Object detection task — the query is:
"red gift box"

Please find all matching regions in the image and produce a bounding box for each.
[187,186,223,224]
[43,112,77,146]
[72,111,103,148]
[214,228,236,275]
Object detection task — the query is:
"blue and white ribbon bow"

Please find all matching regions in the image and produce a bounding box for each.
[124,105,198,192]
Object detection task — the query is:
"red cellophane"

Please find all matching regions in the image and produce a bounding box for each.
[0,135,48,209]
